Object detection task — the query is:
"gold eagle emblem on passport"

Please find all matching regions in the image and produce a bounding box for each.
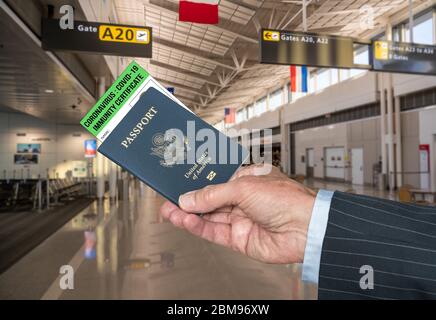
[150,131,190,168]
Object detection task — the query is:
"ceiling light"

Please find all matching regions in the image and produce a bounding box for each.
[45,89,54,93]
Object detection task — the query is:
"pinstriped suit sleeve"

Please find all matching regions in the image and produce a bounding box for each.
[318,191,436,300]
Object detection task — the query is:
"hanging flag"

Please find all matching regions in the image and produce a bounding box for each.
[224,108,236,124]
[179,0,219,24]
[84,139,97,158]
[290,65,308,93]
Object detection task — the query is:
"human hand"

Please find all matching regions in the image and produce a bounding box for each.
[160,165,316,264]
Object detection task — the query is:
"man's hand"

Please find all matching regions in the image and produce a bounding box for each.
[160,165,316,264]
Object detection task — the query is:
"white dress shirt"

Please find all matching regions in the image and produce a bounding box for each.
[302,189,334,284]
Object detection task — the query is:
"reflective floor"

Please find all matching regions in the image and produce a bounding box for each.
[305,179,397,201]
[0,182,317,300]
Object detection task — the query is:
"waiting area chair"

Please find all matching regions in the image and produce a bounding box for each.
[398,184,429,205]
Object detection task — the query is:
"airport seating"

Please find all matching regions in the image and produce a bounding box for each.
[0,180,15,208]
[294,175,305,184]
[0,179,37,211]
[398,184,429,205]
[0,177,85,212]
[398,185,413,203]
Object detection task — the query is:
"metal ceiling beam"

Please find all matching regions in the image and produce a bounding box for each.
[237,72,289,81]
[214,92,258,101]
[149,60,222,87]
[268,5,276,28]
[199,103,245,114]
[200,53,249,108]
[177,95,199,104]
[224,0,261,10]
[0,0,96,103]
[153,77,209,98]
[146,0,259,44]
[279,0,313,29]
[154,38,237,71]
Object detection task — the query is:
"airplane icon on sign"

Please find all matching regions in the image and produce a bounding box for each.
[136,30,149,42]
[263,30,280,42]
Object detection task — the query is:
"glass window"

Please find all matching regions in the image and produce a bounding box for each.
[331,69,339,85]
[236,108,247,124]
[247,104,254,119]
[317,69,330,91]
[354,45,370,65]
[404,11,434,44]
[255,97,267,116]
[269,89,282,110]
[309,74,316,93]
[392,26,401,41]
[340,69,350,82]
[350,68,365,78]
[214,120,224,132]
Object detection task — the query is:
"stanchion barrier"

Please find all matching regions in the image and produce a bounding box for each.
[46,169,50,210]
[1,170,86,212]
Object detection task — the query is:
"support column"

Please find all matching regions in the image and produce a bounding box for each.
[283,81,289,104]
[408,0,414,43]
[96,77,106,201]
[395,96,403,187]
[109,161,117,202]
[380,74,387,177]
[387,75,395,190]
[280,108,289,175]
[386,24,395,191]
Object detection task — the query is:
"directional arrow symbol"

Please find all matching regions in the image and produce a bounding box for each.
[263,31,279,41]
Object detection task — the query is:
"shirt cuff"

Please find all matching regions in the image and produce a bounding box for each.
[302,189,334,284]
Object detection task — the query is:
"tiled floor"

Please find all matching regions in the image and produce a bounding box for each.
[0,178,406,300]
[0,183,317,300]
[305,178,398,200]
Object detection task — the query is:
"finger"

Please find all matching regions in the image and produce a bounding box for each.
[202,212,232,224]
[168,207,188,229]
[182,213,232,248]
[160,201,188,229]
[160,201,178,219]
[178,181,241,214]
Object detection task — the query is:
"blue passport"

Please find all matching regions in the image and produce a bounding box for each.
[98,87,249,205]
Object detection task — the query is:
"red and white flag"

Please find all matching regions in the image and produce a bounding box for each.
[224,108,236,124]
[179,0,219,24]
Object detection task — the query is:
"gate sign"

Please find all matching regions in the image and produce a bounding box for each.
[372,41,436,75]
[42,19,152,58]
[260,29,355,69]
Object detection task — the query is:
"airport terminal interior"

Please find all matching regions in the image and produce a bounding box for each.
[0,0,436,300]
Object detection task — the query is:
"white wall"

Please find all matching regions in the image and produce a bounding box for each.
[283,71,378,124]
[394,74,436,96]
[232,108,280,132]
[294,124,348,179]
[419,106,436,191]
[0,111,97,179]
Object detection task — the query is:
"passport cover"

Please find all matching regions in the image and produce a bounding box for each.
[97,87,249,205]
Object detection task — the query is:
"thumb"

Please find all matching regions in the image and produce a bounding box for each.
[179,181,241,214]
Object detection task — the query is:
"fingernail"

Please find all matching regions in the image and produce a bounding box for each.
[179,191,195,209]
